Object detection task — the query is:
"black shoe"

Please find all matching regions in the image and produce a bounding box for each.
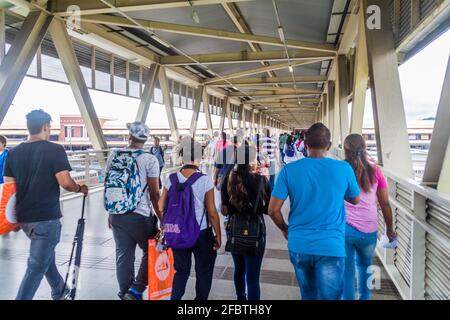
[122,289,143,300]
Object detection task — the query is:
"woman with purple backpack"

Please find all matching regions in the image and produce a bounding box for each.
[159,138,221,300]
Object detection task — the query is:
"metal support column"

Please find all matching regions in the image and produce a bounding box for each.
[226,99,233,135]
[219,97,227,133]
[327,81,339,146]
[0,11,53,124]
[135,64,160,123]
[350,8,369,134]
[189,85,205,138]
[50,18,107,151]
[363,0,413,177]
[158,67,180,142]
[203,89,213,137]
[0,9,5,63]
[423,56,450,194]
[251,109,256,134]
[241,104,246,135]
[337,54,350,143]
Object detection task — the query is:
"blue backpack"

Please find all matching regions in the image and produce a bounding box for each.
[285,143,296,158]
[104,150,147,214]
[163,171,206,249]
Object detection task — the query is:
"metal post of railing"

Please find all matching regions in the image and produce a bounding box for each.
[84,153,91,188]
[410,191,427,299]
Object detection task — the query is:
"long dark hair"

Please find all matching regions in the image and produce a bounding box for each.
[226,144,267,210]
[344,134,375,193]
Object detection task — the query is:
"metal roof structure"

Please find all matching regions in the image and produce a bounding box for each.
[0,0,448,129]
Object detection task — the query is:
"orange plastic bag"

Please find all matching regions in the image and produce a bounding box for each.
[0,182,18,235]
[148,239,175,300]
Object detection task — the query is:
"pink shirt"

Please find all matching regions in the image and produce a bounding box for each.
[345,165,388,233]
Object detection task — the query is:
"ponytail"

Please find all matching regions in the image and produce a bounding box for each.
[344,134,376,193]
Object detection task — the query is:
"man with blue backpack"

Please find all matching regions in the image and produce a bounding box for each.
[104,121,162,300]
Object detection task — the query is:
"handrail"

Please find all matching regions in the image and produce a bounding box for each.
[331,146,450,300]
[60,165,182,202]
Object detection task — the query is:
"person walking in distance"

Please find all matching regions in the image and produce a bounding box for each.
[342,134,396,300]
[105,122,162,300]
[150,136,165,189]
[269,123,360,300]
[3,109,88,300]
[0,135,9,184]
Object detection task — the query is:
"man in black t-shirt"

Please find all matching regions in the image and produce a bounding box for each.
[3,109,88,300]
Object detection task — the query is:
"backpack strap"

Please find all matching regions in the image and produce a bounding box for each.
[252,175,265,215]
[169,172,179,190]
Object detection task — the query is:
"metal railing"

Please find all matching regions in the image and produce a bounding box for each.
[331,147,450,300]
[61,149,182,200]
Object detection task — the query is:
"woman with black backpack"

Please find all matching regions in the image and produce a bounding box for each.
[220,143,272,300]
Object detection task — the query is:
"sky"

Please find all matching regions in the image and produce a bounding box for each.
[2,29,449,129]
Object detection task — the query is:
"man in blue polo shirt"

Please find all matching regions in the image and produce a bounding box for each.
[268,123,360,300]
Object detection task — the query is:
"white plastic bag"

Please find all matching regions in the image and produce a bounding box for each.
[377,235,398,249]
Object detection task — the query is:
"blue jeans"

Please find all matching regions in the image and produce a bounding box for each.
[343,224,378,300]
[16,219,65,300]
[171,228,217,300]
[289,252,345,300]
[231,252,264,300]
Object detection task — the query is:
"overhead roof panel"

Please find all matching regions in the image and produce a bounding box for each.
[236,0,334,43]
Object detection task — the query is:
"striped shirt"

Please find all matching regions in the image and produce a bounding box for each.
[260,136,277,162]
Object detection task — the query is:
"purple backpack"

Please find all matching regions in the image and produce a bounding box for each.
[163,172,206,249]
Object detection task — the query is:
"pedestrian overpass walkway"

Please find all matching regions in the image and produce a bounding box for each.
[0,165,401,300]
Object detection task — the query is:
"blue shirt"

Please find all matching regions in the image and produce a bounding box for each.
[0,149,9,184]
[272,157,360,257]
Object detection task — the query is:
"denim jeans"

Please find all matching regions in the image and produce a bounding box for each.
[289,252,345,300]
[171,228,217,300]
[343,224,378,300]
[231,252,264,300]
[16,219,65,300]
[111,212,158,295]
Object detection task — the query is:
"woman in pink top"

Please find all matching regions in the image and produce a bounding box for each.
[342,134,396,300]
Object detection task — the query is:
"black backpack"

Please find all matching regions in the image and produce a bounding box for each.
[225,176,266,256]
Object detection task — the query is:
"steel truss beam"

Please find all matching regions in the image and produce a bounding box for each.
[423,55,450,194]
[158,67,180,142]
[189,85,205,138]
[135,63,160,122]
[364,0,413,178]
[160,50,335,66]
[204,59,328,83]
[52,0,257,16]
[229,89,322,97]
[79,14,336,53]
[221,2,276,79]
[50,18,108,150]
[207,75,327,86]
[0,10,52,124]
[350,8,369,134]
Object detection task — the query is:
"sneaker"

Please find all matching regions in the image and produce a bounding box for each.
[122,288,143,300]
[58,288,71,300]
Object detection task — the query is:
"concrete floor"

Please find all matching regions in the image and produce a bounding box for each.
[0,165,400,300]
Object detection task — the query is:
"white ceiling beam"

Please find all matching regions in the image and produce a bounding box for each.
[205,59,326,83]
[79,14,337,53]
[160,49,334,66]
[52,0,257,16]
[207,75,327,86]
